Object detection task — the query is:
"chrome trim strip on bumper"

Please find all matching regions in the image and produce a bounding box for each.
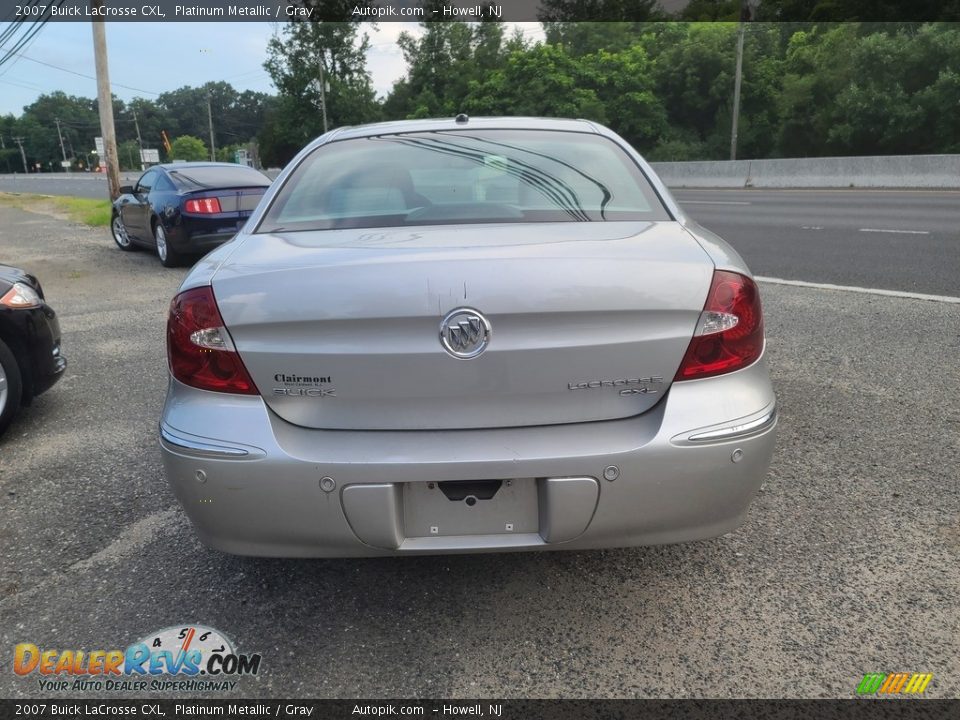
[159,424,264,459]
[687,406,778,442]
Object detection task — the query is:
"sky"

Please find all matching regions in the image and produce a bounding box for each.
[0,21,545,117]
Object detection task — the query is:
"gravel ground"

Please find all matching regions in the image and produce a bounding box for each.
[0,205,957,699]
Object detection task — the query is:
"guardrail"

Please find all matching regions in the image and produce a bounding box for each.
[650,154,960,189]
[4,155,959,190]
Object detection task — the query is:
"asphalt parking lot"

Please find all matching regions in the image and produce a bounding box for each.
[0,203,958,699]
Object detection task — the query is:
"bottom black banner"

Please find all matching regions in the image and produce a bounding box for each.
[0,700,958,720]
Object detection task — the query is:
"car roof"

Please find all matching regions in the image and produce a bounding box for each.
[324,116,602,144]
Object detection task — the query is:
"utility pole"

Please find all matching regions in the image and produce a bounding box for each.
[0,135,6,149]
[730,1,751,161]
[318,59,329,134]
[132,107,144,169]
[90,0,121,199]
[206,93,216,161]
[13,137,28,173]
[54,118,68,168]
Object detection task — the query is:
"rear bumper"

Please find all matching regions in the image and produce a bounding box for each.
[168,219,244,254]
[180,231,238,253]
[160,357,777,557]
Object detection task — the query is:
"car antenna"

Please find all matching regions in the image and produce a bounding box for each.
[455,113,469,124]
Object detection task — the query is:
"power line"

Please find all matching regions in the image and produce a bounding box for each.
[0,0,63,71]
[6,51,160,96]
[0,76,44,91]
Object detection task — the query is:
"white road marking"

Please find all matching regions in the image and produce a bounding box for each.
[756,276,960,304]
[801,226,824,230]
[858,228,930,235]
[681,200,751,205]
[1,509,185,607]
[70,509,184,572]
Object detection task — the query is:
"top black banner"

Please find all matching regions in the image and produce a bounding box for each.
[6,0,959,23]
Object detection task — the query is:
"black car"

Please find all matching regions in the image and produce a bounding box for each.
[0,265,66,437]
[110,162,271,267]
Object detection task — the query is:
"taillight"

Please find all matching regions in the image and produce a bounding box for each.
[0,282,41,309]
[184,197,222,214]
[167,286,258,395]
[674,270,764,381]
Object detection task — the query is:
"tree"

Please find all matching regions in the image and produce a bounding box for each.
[14,92,100,170]
[127,96,173,158]
[639,24,742,159]
[386,19,511,120]
[581,46,668,151]
[542,22,648,56]
[773,23,960,156]
[168,135,208,161]
[260,20,380,165]
[754,0,960,23]
[117,139,142,170]
[152,82,271,157]
[538,0,663,22]
[680,0,743,21]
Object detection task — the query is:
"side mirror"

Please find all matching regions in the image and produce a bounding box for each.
[119,185,134,195]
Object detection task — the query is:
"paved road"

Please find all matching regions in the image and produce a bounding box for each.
[0,172,141,199]
[1,207,957,700]
[2,174,958,297]
[674,188,960,297]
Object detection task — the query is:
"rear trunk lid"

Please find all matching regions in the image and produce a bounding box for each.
[182,186,267,217]
[212,221,713,430]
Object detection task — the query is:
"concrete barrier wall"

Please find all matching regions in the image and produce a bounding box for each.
[649,154,960,189]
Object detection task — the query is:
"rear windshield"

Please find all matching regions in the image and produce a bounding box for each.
[256,129,670,233]
[168,166,271,189]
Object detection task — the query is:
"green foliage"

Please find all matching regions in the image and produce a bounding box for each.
[385,21,513,121]
[56,196,113,226]
[775,22,960,156]
[259,20,381,165]
[215,144,245,163]
[169,135,208,162]
[464,44,606,119]
[4,19,960,169]
[1,83,270,172]
[753,0,960,23]
[117,140,141,170]
[543,22,649,56]
[383,20,960,162]
[537,0,663,22]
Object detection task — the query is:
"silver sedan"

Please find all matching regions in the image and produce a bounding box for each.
[159,117,777,557]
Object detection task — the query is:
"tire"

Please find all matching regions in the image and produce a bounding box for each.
[111,212,135,251]
[154,221,182,268]
[0,338,24,439]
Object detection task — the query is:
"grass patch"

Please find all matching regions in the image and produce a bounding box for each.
[0,192,112,227]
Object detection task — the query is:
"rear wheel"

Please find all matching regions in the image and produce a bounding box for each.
[155,222,182,268]
[0,338,24,438]
[111,213,135,251]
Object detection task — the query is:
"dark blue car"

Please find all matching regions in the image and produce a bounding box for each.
[110,162,271,267]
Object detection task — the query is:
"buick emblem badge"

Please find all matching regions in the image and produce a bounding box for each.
[439,308,492,359]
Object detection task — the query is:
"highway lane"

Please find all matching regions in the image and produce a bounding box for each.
[1,174,957,296]
[674,189,960,297]
[0,172,146,199]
